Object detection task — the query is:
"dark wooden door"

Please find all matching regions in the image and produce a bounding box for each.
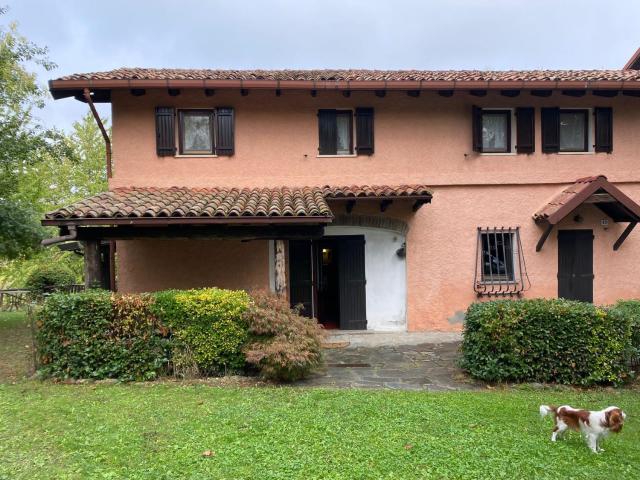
[558,230,594,302]
[338,236,367,329]
[289,240,314,317]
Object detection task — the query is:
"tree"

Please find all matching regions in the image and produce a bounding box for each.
[15,113,109,213]
[0,8,72,259]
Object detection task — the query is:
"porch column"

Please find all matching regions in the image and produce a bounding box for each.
[274,239,287,297]
[83,240,103,289]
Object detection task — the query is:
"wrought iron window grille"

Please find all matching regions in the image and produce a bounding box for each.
[474,227,531,296]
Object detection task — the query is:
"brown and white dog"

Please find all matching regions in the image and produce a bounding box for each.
[540,404,626,453]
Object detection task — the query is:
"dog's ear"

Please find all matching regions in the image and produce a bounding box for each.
[607,409,624,433]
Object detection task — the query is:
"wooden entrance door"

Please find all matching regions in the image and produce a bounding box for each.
[289,240,314,317]
[288,236,367,330]
[337,236,367,330]
[558,230,594,302]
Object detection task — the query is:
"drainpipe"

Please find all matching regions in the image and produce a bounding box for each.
[83,88,112,178]
[41,226,77,247]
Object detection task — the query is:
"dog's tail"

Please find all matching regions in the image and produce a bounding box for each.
[539,405,557,418]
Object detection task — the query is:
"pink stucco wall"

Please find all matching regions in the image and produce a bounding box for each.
[117,239,269,293]
[110,89,640,330]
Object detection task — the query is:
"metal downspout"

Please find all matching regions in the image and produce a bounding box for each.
[83,88,112,178]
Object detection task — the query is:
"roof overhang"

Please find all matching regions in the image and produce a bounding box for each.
[533,175,640,251]
[41,184,432,243]
[49,78,640,102]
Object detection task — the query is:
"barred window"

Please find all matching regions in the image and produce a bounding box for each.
[474,227,530,296]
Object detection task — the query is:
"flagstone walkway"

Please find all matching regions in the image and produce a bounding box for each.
[297,334,483,391]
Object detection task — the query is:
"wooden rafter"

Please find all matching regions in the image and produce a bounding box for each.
[614,222,637,251]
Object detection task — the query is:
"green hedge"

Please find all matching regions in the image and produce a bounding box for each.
[610,300,640,361]
[151,288,251,375]
[460,299,634,385]
[35,287,322,381]
[36,290,170,381]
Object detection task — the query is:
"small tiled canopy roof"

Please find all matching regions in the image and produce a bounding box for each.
[43,184,432,225]
[533,175,640,225]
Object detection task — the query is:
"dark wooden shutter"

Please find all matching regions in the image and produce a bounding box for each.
[355,107,374,155]
[155,107,176,156]
[516,107,535,154]
[215,107,234,156]
[594,107,613,153]
[318,109,337,155]
[558,230,593,303]
[338,236,367,330]
[541,107,560,153]
[289,240,313,317]
[472,106,483,152]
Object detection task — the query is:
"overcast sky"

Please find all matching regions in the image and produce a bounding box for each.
[5,0,640,131]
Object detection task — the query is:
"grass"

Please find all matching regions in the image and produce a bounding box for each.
[0,384,638,479]
[0,310,33,381]
[1,310,638,479]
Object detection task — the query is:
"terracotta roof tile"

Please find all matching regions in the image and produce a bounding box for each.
[323,184,432,199]
[54,68,640,83]
[533,176,606,222]
[45,187,333,221]
[44,184,432,223]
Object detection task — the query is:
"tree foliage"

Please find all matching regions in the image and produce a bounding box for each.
[0,9,107,279]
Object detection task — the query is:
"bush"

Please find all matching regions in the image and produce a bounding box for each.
[25,263,77,294]
[610,300,640,361]
[243,291,324,381]
[36,290,170,381]
[151,288,251,375]
[460,298,633,386]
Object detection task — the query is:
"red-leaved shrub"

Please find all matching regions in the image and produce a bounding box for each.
[243,291,325,381]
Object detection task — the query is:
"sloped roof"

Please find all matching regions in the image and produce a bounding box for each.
[55,68,640,83]
[533,175,640,224]
[43,184,432,225]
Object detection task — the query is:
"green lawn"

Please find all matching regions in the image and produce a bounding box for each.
[0,310,33,381]
[0,383,638,479]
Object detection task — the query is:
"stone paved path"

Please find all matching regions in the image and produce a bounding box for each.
[297,339,483,391]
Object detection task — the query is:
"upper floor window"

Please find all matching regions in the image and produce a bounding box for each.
[559,109,589,152]
[155,106,235,157]
[472,106,534,154]
[179,110,214,155]
[318,109,353,155]
[542,107,613,154]
[318,108,375,156]
[481,109,511,153]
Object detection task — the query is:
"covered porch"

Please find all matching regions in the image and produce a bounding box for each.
[42,184,432,330]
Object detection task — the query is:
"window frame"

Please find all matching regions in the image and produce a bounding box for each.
[479,230,516,284]
[177,109,216,156]
[477,108,516,155]
[317,108,356,157]
[558,108,589,153]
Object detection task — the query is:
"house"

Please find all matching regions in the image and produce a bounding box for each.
[43,54,640,332]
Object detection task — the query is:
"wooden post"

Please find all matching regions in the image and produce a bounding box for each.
[83,240,103,289]
[274,240,287,297]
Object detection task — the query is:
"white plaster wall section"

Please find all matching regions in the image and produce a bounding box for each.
[324,225,407,331]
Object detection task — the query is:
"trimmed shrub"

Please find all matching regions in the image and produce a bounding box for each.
[460,298,633,385]
[36,290,170,381]
[151,288,251,375]
[25,263,76,294]
[243,291,324,381]
[610,300,640,362]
